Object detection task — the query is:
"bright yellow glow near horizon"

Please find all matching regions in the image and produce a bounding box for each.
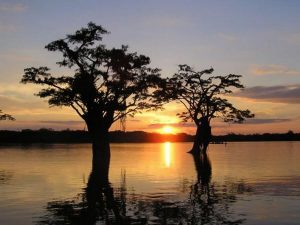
[164,142,172,168]
[161,125,174,134]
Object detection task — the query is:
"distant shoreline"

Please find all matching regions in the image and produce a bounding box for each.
[0,129,299,144]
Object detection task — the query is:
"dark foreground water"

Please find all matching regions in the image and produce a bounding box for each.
[0,142,300,225]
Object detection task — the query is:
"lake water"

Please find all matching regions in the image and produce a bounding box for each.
[0,142,300,225]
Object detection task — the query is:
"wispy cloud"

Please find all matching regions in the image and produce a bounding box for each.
[0,84,41,100]
[0,3,27,12]
[244,118,292,124]
[251,64,300,76]
[39,120,82,124]
[148,122,194,129]
[39,120,84,126]
[148,117,294,127]
[0,120,84,131]
[233,84,300,104]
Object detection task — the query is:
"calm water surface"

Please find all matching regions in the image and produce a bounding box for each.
[0,142,300,224]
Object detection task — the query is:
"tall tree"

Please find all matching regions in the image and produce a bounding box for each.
[0,110,14,121]
[165,64,254,154]
[21,22,164,167]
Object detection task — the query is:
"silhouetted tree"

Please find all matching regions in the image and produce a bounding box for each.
[0,109,14,121]
[164,65,254,154]
[21,22,164,166]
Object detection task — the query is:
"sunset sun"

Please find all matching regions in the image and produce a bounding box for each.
[161,125,174,134]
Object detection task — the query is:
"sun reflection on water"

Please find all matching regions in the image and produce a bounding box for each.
[164,142,172,168]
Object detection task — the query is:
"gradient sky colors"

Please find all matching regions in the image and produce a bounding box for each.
[0,0,300,134]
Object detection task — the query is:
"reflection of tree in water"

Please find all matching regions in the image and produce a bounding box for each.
[0,170,13,185]
[187,153,245,225]
[36,153,250,225]
[122,153,248,225]
[36,164,126,225]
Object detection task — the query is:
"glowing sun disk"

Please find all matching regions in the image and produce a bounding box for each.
[162,125,173,134]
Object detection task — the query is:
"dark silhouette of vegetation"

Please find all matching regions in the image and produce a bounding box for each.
[36,148,249,225]
[21,22,164,167]
[0,110,14,121]
[0,129,299,144]
[162,65,254,154]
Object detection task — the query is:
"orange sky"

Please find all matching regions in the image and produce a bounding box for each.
[0,95,299,134]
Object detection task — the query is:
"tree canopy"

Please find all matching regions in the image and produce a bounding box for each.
[165,64,254,125]
[21,22,164,134]
[159,64,254,153]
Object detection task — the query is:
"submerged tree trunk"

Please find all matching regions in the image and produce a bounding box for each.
[190,117,212,154]
[91,130,110,181]
[202,125,211,154]
[85,115,112,180]
[190,125,202,154]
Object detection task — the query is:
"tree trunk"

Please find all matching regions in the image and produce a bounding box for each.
[202,125,211,154]
[189,125,202,154]
[90,129,110,181]
[84,114,111,180]
[190,117,212,154]
[84,110,111,178]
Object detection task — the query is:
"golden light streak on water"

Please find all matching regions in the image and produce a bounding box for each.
[164,142,172,168]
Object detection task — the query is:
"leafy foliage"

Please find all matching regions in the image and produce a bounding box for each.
[0,110,14,121]
[165,64,254,124]
[21,22,164,131]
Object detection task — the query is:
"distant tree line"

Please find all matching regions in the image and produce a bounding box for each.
[0,129,298,144]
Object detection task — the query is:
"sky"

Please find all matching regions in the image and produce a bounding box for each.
[0,0,300,134]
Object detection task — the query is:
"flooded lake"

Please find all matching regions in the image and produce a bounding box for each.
[0,142,300,224]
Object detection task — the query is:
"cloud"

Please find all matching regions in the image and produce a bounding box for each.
[0,84,44,103]
[39,120,84,125]
[148,122,195,129]
[0,3,27,12]
[233,84,300,104]
[251,64,300,76]
[0,120,85,131]
[244,118,292,124]
[128,119,140,122]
